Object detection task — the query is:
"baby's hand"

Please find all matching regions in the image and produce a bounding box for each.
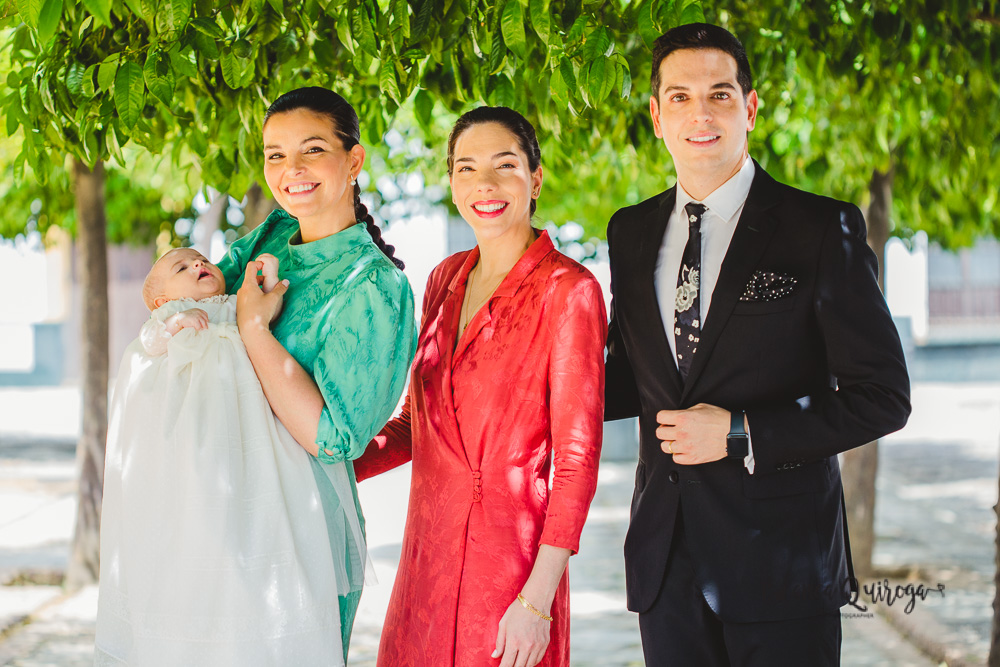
[165,309,210,335]
[256,253,280,293]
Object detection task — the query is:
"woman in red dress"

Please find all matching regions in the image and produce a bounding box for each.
[354,107,607,667]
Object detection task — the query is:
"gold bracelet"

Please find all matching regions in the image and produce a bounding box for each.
[516,593,553,622]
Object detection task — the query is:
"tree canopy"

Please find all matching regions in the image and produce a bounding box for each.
[1,0,997,244]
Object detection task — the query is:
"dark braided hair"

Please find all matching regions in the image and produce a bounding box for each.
[447,106,541,217]
[264,87,404,270]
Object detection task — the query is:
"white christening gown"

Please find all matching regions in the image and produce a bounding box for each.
[94,295,365,666]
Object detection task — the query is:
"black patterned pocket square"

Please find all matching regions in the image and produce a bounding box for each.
[740,270,798,302]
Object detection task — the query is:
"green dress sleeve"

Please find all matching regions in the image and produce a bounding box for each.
[314,264,418,464]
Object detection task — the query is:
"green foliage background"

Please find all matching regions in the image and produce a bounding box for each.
[0,0,997,247]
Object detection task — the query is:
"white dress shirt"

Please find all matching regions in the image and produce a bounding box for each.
[654,155,756,472]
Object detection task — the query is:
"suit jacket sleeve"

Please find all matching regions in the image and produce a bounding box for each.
[747,204,911,470]
[604,211,642,421]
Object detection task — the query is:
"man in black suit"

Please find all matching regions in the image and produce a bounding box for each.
[605,23,911,665]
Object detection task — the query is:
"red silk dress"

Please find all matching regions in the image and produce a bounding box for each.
[355,231,607,667]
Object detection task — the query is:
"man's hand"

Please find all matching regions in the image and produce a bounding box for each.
[656,403,731,465]
[164,308,209,335]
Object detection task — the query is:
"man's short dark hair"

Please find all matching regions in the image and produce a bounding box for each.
[650,23,753,101]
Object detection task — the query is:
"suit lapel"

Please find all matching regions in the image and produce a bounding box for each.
[635,187,684,403]
[681,165,781,403]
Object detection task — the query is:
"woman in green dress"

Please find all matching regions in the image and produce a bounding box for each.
[216,87,418,662]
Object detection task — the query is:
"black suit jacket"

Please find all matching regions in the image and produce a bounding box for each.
[605,163,910,622]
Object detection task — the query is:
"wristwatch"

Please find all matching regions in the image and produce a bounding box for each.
[727,410,749,459]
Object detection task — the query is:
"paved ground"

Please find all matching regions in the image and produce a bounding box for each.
[0,383,996,666]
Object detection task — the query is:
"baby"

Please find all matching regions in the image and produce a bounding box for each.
[137,247,278,353]
[95,248,363,666]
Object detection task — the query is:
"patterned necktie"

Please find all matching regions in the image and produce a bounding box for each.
[674,203,705,380]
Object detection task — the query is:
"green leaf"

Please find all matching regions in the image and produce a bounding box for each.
[500,0,525,59]
[558,57,576,91]
[189,16,224,38]
[617,56,632,98]
[143,49,175,106]
[169,46,199,78]
[449,50,466,103]
[410,0,433,42]
[104,121,125,166]
[114,60,144,129]
[221,48,247,89]
[378,57,401,103]
[549,63,567,104]
[400,47,426,60]
[266,0,282,14]
[137,0,156,25]
[351,3,377,57]
[566,12,586,44]
[121,0,144,21]
[587,55,615,104]
[36,0,62,44]
[582,26,610,61]
[97,54,119,92]
[391,0,409,40]
[655,0,676,33]
[190,31,221,61]
[528,0,549,45]
[155,0,192,39]
[414,88,433,129]
[14,0,41,27]
[65,62,85,99]
[256,5,283,44]
[215,148,234,180]
[636,0,658,48]
[4,98,24,137]
[80,0,111,26]
[679,0,703,25]
[489,18,506,74]
[82,64,98,98]
[486,72,514,107]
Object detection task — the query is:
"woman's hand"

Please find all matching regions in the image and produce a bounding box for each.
[237,260,288,336]
[492,597,550,667]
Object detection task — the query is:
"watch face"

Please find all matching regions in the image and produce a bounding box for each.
[727,435,749,458]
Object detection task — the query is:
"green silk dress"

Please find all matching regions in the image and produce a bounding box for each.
[217,209,417,659]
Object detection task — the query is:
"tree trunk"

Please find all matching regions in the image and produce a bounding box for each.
[191,188,228,258]
[242,182,278,230]
[64,159,109,589]
[991,426,1000,665]
[841,166,893,580]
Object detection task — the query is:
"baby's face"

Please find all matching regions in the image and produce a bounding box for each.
[150,248,225,306]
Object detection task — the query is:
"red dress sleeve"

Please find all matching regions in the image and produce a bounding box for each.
[538,273,609,553]
[354,392,414,482]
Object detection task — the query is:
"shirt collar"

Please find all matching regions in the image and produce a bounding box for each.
[285,217,372,268]
[674,155,755,222]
